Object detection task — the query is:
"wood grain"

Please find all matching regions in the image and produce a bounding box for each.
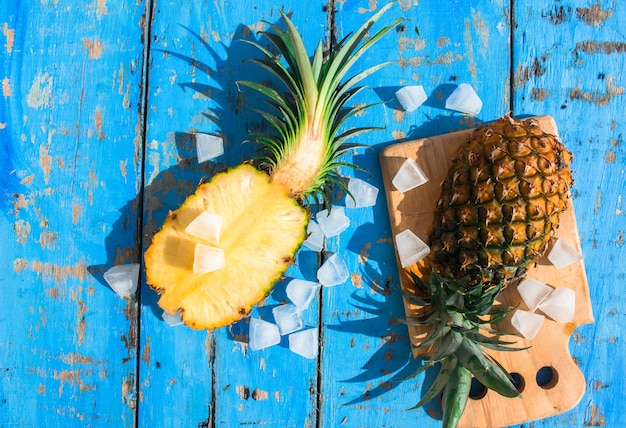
[1,0,624,426]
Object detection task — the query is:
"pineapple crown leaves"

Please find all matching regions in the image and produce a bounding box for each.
[237,3,404,202]
[398,271,524,414]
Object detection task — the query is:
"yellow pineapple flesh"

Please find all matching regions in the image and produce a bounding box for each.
[145,165,307,330]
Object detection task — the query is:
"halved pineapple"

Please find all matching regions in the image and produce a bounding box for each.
[145,165,307,329]
[145,5,401,329]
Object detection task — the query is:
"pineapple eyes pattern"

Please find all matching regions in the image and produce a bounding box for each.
[429,115,573,289]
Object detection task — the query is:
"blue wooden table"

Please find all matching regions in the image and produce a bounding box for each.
[1,1,624,426]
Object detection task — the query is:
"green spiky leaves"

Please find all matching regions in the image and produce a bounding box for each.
[238,3,403,205]
[400,272,523,426]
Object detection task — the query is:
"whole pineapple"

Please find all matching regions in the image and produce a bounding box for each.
[144,4,402,329]
[404,114,573,427]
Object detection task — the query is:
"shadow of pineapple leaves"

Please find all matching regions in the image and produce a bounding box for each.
[92,21,282,320]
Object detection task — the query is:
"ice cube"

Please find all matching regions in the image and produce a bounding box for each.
[316,207,350,238]
[195,133,224,163]
[317,253,349,287]
[302,220,324,252]
[391,158,429,193]
[193,243,226,274]
[185,212,223,245]
[445,83,483,115]
[248,317,281,350]
[162,310,183,326]
[511,309,545,340]
[286,279,321,310]
[395,229,430,268]
[289,328,319,359]
[345,177,379,208]
[547,238,583,269]
[103,263,140,297]
[538,287,576,323]
[395,85,427,112]
[517,278,553,312]
[272,304,304,335]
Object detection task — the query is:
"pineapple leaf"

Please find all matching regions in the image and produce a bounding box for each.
[410,356,458,410]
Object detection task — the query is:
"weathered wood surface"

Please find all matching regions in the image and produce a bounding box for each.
[1,1,624,427]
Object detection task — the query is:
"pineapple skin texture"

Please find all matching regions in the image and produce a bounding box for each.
[428,115,573,288]
[144,164,308,330]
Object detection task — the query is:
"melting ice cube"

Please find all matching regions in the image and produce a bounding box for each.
[162,310,183,326]
[511,309,545,340]
[103,263,140,297]
[286,279,321,310]
[445,83,483,115]
[317,253,349,287]
[193,243,226,274]
[391,158,429,193]
[395,229,430,268]
[395,85,427,112]
[316,207,350,238]
[185,212,222,245]
[289,328,319,359]
[547,238,583,269]
[248,318,281,351]
[272,304,304,335]
[538,287,576,323]
[345,178,379,208]
[517,278,553,312]
[195,133,224,163]
[302,220,324,252]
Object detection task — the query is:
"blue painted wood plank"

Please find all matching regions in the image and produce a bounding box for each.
[0,0,147,426]
[138,2,326,426]
[321,1,512,426]
[513,1,626,426]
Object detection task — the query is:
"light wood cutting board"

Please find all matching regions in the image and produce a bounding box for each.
[379,116,594,427]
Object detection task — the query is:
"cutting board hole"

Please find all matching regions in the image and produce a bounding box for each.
[510,372,525,393]
[536,366,559,389]
[469,377,487,400]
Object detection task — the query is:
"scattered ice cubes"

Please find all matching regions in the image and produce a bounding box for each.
[248,317,281,351]
[317,253,349,287]
[286,279,321,310]
[289,328,319,359]
[193,243,226,274]
[103,263,140,297]
[302,220,324,252]
[391,158,429,193]
[511,309,545,340]
[162,310,183,326]
[185,212,223,245]
[395,229,430,268]
[517,278,553,312]
[547,238,583,269]
[395,85,427,112]
[538,287,576,323]
[445,83,483,115]
[345,177,379,208]
[195,133,224,163]
[272,304,304,335]
[316,207,350,238]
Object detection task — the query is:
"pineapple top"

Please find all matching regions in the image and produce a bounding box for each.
[428,115,573,289]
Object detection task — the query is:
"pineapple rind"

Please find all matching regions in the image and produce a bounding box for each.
[145,164,307,330]
[429,115,573,289]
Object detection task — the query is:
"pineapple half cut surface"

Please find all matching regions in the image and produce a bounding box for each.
[145,165,307,330]
[145,4,401,329]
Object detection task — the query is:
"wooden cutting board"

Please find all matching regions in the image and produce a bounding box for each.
[379,116,594,427]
